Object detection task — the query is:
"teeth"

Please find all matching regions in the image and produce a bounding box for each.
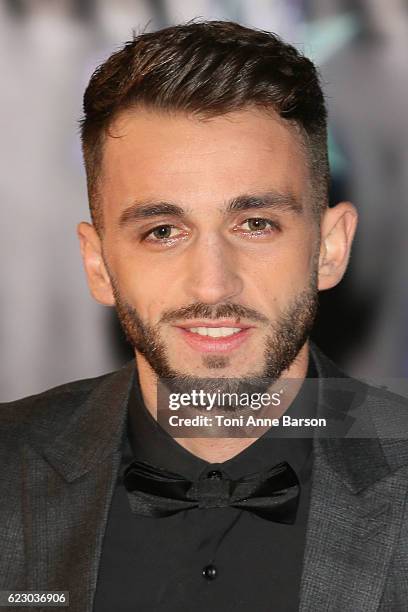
[188,327,242,338]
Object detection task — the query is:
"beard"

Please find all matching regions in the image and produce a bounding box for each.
[108,269,318,404]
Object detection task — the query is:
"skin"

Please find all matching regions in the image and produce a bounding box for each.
[77,107,357,462]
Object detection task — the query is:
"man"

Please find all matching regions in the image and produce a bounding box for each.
[1,20,408,612]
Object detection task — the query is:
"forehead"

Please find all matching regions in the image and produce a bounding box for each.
[100,107,310,217]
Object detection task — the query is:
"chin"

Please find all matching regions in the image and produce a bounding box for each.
[173,362,262,379]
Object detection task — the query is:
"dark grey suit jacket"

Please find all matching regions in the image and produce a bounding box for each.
[1,344,408,611]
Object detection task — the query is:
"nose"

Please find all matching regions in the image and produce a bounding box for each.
[183,232,243,305]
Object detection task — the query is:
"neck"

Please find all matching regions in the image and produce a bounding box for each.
[134,342,310,463]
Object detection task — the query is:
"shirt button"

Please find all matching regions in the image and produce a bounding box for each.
[202,564,218,580]
[207,470,222,480]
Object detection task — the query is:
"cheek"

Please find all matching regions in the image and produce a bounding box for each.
[121,271,166,320]
[107,244,183,325]
[246,232,315,289]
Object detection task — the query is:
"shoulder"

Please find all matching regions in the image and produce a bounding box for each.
[312,342,408,413]
[362,379,408,466]
[312,342,408,464]
[0,368,124,445]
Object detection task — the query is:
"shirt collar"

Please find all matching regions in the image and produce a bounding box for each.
[126,352,318,482]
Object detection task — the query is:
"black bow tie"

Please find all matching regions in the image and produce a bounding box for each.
[123,459,300,523]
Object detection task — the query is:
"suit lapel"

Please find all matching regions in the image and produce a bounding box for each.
[300,444,407,611]
[23,362,136,612]
[300,346,408,611]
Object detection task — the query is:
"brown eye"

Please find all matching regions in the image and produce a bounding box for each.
[246,218,269,231]
[151,225,173,239]
[142,224,186,246]
[236,217,281,238]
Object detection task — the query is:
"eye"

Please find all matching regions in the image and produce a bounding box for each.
[143,224,183,243]
[239,218,281,234]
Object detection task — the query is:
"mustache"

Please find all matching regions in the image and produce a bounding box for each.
[160,302,269,325]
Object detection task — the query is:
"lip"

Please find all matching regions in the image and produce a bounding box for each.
[175,325,254,353]
[175,320,253,330]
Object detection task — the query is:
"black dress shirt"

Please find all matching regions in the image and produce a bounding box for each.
[93,356,318,612]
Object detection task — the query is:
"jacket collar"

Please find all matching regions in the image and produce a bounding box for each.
[311,342,393,494]
[41,361,136,482]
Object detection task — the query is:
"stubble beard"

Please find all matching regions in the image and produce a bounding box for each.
[108,270,318,401]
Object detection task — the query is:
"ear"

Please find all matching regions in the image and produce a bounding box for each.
[77,222,115,306]
[318,202,358,291]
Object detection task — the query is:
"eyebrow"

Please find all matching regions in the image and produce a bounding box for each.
[226,192,303,215]
[118,190,303,228]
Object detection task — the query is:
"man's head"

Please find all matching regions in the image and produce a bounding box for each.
[77,21,357,387]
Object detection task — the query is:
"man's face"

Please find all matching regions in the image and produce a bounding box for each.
[93,108,320,384]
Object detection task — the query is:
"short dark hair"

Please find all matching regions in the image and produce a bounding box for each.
[80,20,329,233]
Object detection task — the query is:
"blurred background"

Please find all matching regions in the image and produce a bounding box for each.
[1,0,408,401]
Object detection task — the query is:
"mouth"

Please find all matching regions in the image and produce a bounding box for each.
[174,320,255,353]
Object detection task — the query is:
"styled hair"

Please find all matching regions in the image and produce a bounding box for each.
[80,20,329,233]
